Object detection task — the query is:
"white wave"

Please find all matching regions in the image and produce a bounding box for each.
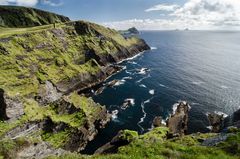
[144,99,151,104]
[151,47,157,50]
[111,110,119,120]
[205,111,228,118]
[172,103,179,114]
[114,80,126,86]
[149,89,155,95]
[191,102,200,105]
[220,85,229,89]
[192,81,204,85]
[137,100,148,132]
[206,126,213,130]
[122,76,133,80]
[139,84,147,88]
[214,111,228,118]
[125,98,135,106]
[117,51,144,64]
[137,68,150,75]
[122,66,127,70]
[136,74,151,83]
[172,101,191,114]
[125,70,132,75]
[159,83,167,88]
[127,61,137,65]
[161,119,167,126]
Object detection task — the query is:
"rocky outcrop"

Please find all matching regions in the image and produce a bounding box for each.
[37,81,62,105]
[119,27,140,36]
[207,113,225,133]
[0,8,150,157]
[167,101,190,137]
[17,142,66,159]
[0,88,24,121]
[94,130,137,154]
[152,116,165,128]
[224,108,240,129]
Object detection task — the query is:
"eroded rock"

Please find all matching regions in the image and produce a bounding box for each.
[94,130,137,154]
[207,113,225,133]
[0,88,24,121]
[167,101,190,137]
[224,108,240,129]
[37,81,62,105]
[17,142,66,159]
[153,116,165,128]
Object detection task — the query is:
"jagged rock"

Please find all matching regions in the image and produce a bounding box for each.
[95,86,105,95]
[167,101,190,137]
[224,108,240,129]
[207,113,225,133]
[153,116,165,128]
[37,81,62,105]
[0,88,24,121]
[121,99,134,110]
[17,142,66,159]
[94,130,135,154]
[202,133,230,146]
[4,122,42,139]
[107,80,119,88]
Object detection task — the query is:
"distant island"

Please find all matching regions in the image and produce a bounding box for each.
[119,27,140,36]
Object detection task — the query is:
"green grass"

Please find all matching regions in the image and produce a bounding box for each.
[45,127,240,159]
[0,19,149,157]
[0,23,67,38]
[42,130,70,148]
[0,5,69,28]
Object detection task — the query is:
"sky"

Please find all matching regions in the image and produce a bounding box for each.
[0,0,240,30]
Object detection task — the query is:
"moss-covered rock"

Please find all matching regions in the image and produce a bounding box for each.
[0,6,150,158]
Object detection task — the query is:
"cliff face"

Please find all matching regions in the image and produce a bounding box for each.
[0,6,70,28]
[0,9,150,158]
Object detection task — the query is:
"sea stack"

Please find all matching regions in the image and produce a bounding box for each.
[167,101,190,137]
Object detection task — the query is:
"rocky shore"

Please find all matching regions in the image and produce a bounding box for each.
[93,101,240,157]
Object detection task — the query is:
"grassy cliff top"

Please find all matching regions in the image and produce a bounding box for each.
[0,5,70,28]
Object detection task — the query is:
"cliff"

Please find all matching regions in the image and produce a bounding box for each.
[49,105,240,159]
[0,6,70,28]
[0,7,150,159]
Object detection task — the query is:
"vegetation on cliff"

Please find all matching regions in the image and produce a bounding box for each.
[0,5,70,28]
[46,127,240,159]
[0,6,150,159]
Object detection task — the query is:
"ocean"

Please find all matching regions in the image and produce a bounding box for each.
[82,31,240,154]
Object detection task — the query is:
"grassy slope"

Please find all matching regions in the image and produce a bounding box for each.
[0,5,70,28]
[47,127,240,159]
[0,19,144,157]
[0,21,142,98]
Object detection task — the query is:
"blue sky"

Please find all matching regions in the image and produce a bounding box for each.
[37,0,186,22]
[0,0,240,30]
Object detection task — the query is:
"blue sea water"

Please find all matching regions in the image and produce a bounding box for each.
[83,31,240,153]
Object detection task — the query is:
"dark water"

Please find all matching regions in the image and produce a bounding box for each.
[83,31,240,154]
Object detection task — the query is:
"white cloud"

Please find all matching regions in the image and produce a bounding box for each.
[145,4,179,12]
[42,0,63,7]
[0,0,63,6]
[0,0,38,6]
[104,0,240,30]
